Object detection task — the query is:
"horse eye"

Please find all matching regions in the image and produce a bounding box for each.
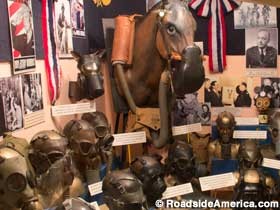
[167,25,177,35]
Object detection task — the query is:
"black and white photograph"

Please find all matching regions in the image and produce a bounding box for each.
[7,0,36,74]
[261,78,280,108]
[22,73,43,114]
[0,76,23,132]
[204,77,253,108]
[246,28,278,69]
[173,93,211,126]
[70,0,85,37]
[234,3,277,29]
[55,0,73,57]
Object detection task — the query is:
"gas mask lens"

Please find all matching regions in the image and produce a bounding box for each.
[78,140,96,156]
[6,173,27,192]
[94,126,109,138]
[272,128,279,138]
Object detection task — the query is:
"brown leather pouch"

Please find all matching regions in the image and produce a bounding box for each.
[126,107,160,142]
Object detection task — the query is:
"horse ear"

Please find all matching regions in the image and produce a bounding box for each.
[71,51,81,61]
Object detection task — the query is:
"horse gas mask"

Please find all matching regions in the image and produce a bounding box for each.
[102,170,148,210]
[69,51,105,102]
[130,155,166,206]
[156,1,205,97]
[166,140,196,183]
[269,112,280,159]
[0,147,43,210]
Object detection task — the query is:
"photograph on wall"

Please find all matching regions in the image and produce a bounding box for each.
[70,0,85,37]
[22,73,44,128]
[234,3,277,29]
[55,0,73,57]
[246,28,278,69]
[0,76,23,132]
[173,93,211,126]
[261,78,280,108]
[7,0,36,74]
[204,77,253,108]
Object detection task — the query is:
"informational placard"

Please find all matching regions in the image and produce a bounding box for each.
[162,183,193,199]
[262,158,280,170]
[24,110,45,128]
[246,69,277,77]
[172,123,202,136]
[235,117,259,125]
[51,102,96,116]
[211,107,242,116]
[199,173,235,192]
[112,131,146,146]
[88,181,103,196]
[233,130,267,139]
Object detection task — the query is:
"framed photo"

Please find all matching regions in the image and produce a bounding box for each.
[0,76,23,132]
[70,0,86,37]
[7,0,36,74]
[234,2,277,29]
[246,28,278,69]
[260,78,280,109]
[55,0,74,58]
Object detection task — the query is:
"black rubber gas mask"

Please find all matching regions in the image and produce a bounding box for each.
[102,170,148,210]
[69,51,105,102]
[171,45,205,97]
[130,155,166,206]
[166,140,195,183]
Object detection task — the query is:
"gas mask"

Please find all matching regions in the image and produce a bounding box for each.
[171,45,205,97]
[166,140,195,184]
[82,112,114,153]
[0,147,43,210]
[130,155,166,206]
[69,51,105,102]
[269,112,280,159]
[216,111,236,144]
[28,130,70,176]
[63,119,95,141]
[102,170,148,210]
[55,198,97,210]
[238,140,263,170]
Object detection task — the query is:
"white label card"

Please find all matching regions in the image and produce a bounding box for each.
[162,183,193,199]
[262,158,280,170]
[199,173,235,191]
[51,102,96,116]
[112,131,146,146]
[88,181,103,196]
[233,130,267,139]
[172,123,202,136]
[235,117,259,125]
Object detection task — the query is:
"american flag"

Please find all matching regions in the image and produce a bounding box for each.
[189,0,240,73]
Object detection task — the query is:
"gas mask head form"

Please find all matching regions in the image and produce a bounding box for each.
[216,111,236,144]
[69,51,105,102]
[82,111,114,153]
[0,147,43,210]
[269,112,280,159]
[63,119,94,139]
[238,140,263,170]
[102,170,147,210]
[130,155,166,206]
[166,140,195,184]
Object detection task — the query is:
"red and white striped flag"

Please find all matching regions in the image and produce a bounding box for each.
[189,0,240,73]
[42,0,62,104]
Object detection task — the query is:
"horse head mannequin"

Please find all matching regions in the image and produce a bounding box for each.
[112,0,205,148]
